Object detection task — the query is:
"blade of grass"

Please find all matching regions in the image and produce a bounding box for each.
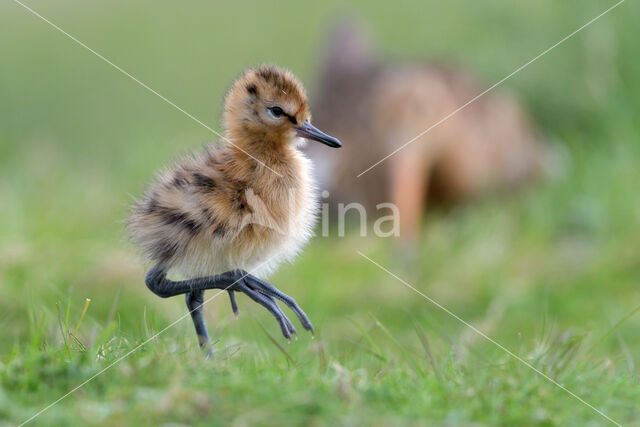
[348,316,387,362]
[615,330,635,372]
[413,319,443,382]
[71,335,87,352]
[314,332,328,373]
[253,315,295,366]
[107,287,122,325]
[589,303,640,353]
[65,299,71,343]
[56,302,71,360]
[27,303,48,352]
[345,338,387,362]
[370,314,425,377]
[90,287,122,347]
[91,320,118,355]
[70,298,91,341]
[552,334,584,378]
[143,305,150,339]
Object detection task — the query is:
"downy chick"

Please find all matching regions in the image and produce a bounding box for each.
[128,65,342,355]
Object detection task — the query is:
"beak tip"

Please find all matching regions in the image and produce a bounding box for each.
[296,121,343,148]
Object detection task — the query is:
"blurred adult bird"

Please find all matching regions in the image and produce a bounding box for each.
[310,21,547,248]
[127,65,342,355]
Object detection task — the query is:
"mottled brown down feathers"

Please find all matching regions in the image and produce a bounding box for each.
[127,66,316,278]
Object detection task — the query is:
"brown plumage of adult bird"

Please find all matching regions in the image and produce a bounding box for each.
[127,65,342,356]
[310,21,547,247]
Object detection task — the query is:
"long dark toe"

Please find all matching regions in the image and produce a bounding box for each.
[240,285,292,340]
[246,275,314,333]
[273,299,298,337]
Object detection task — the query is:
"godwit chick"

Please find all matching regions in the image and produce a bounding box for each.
[127,65,341,355]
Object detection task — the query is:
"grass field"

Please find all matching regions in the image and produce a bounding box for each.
[1,1,639,425]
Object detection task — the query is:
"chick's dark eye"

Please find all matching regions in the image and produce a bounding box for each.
[269,106,284,117]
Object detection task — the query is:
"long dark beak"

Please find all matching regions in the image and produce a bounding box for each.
[295,121,342,148]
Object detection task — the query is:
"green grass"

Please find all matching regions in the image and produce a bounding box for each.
[1,0,640,425]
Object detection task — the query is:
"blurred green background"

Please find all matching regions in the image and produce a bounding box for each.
[1,0,639,425]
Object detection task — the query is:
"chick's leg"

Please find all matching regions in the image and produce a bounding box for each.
[185,290,214,357]
[144,265,313,344]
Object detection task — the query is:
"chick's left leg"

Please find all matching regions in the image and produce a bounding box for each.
[185,290,214,357]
